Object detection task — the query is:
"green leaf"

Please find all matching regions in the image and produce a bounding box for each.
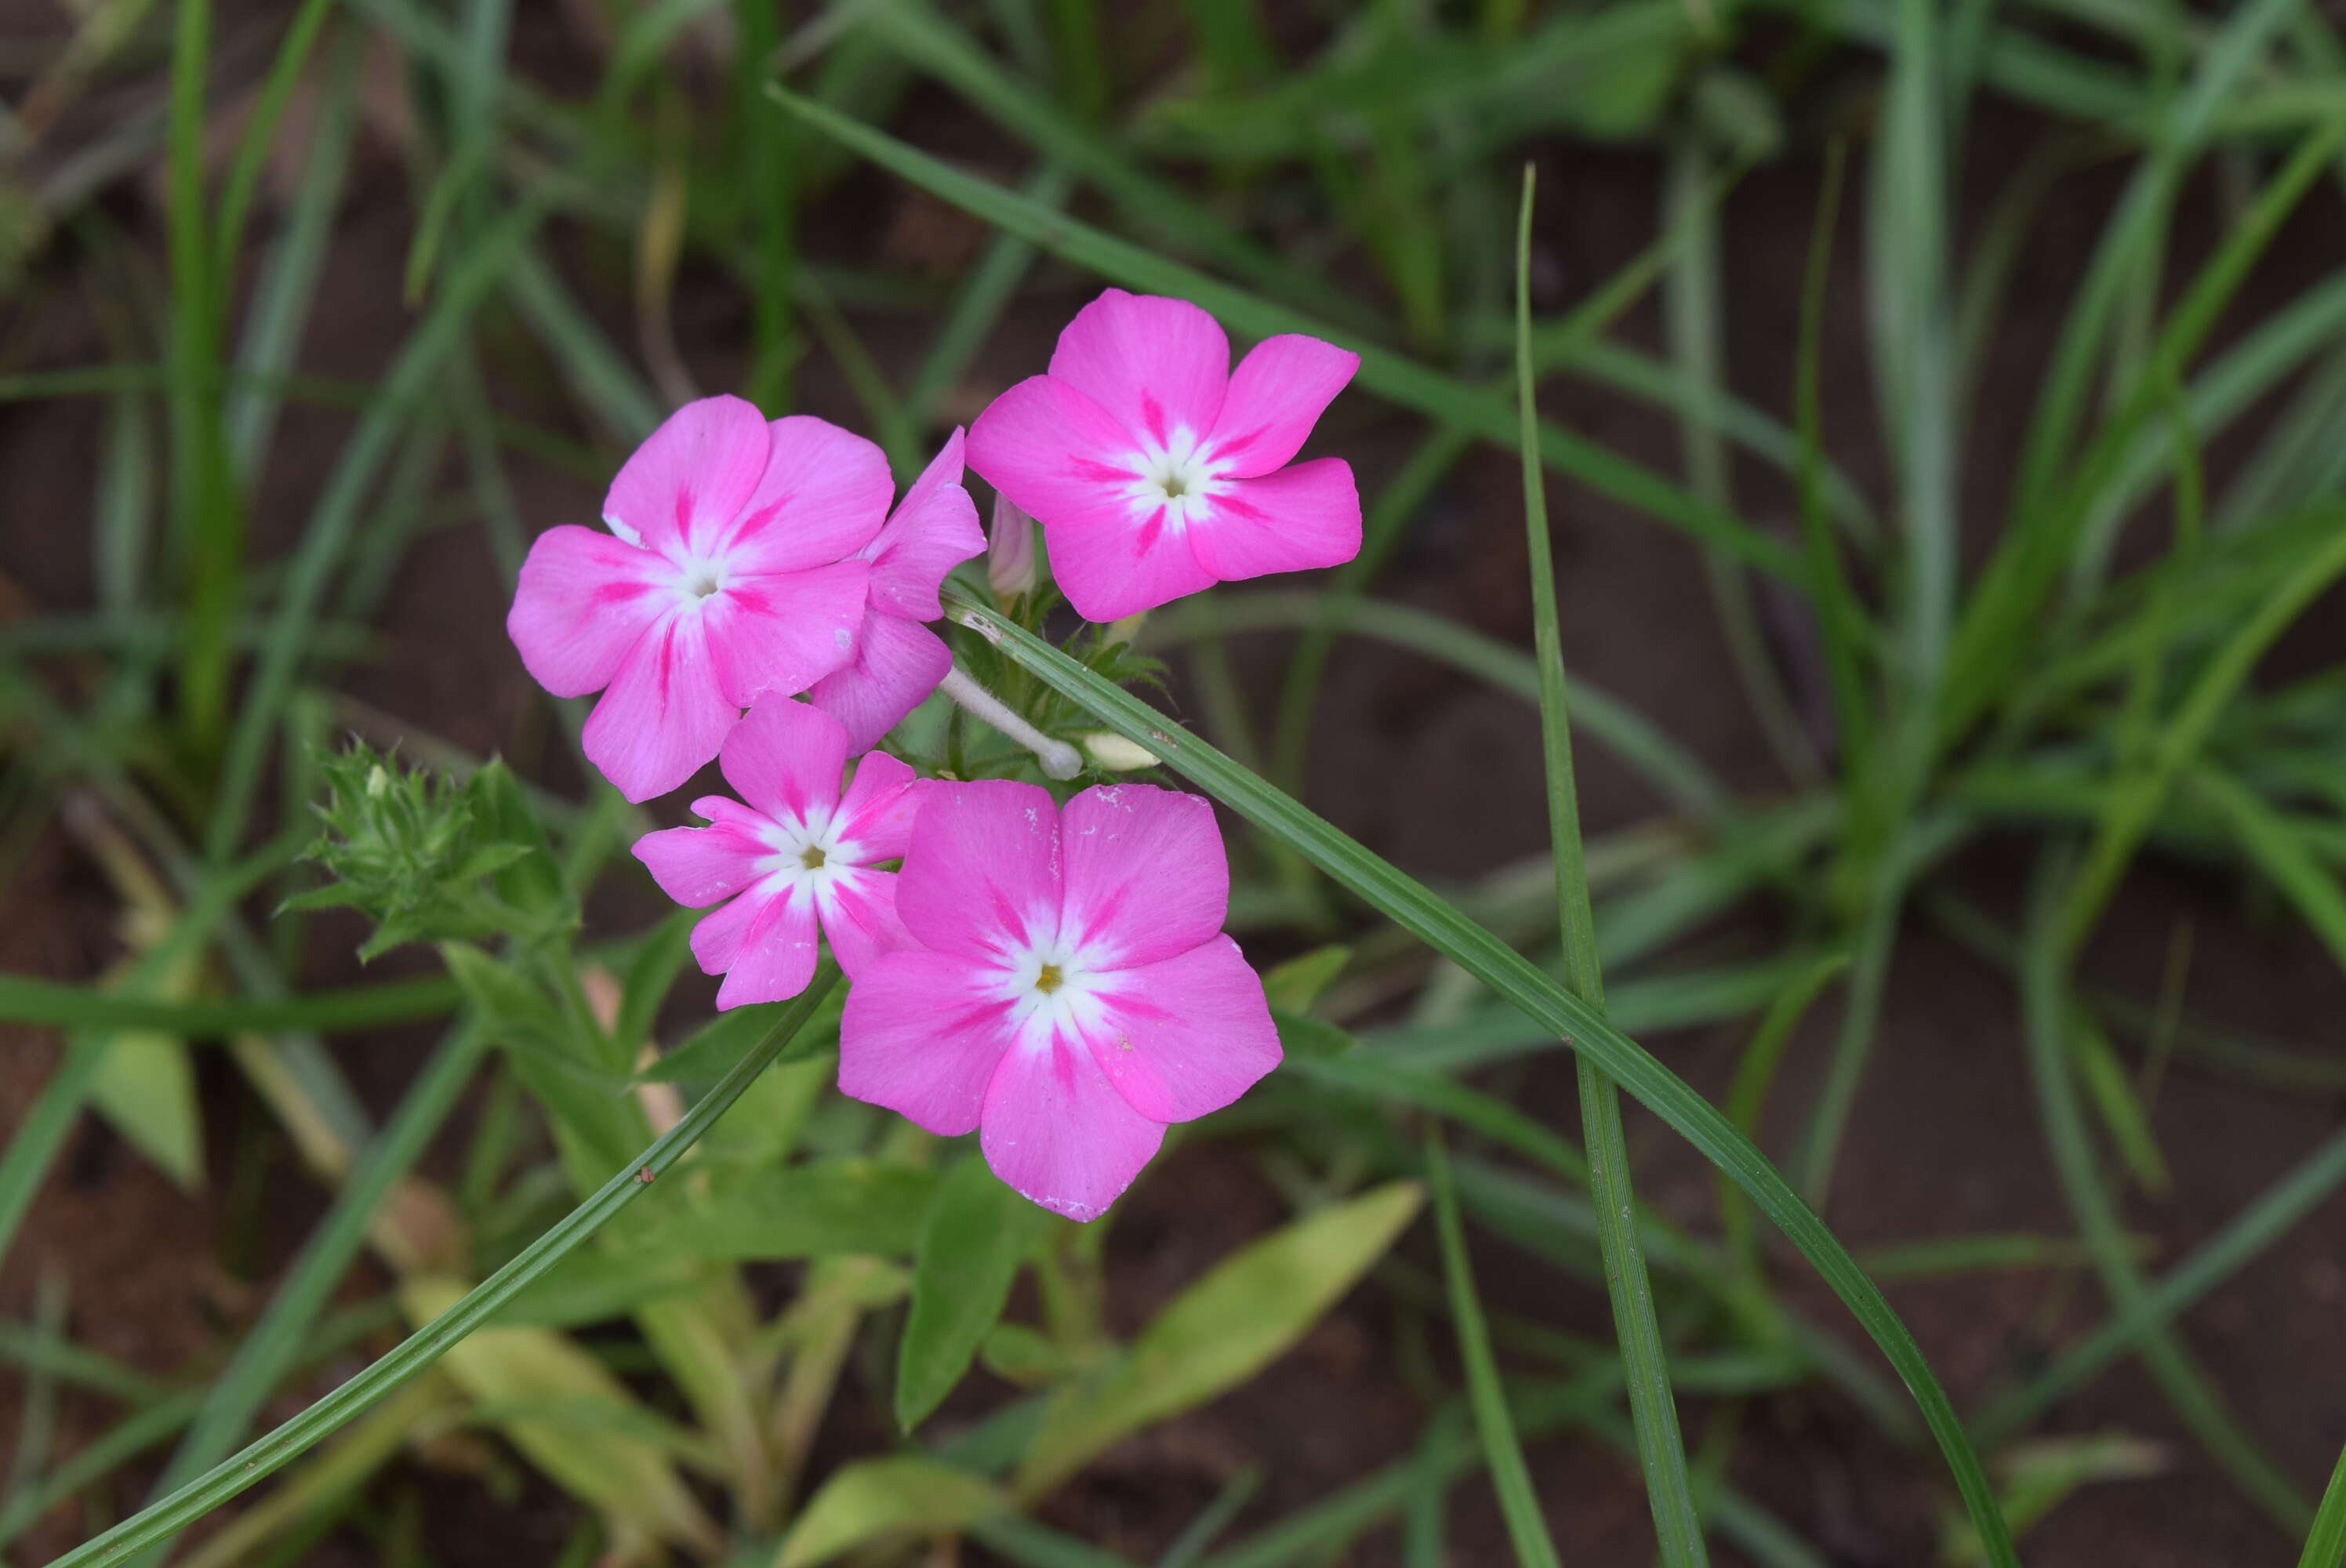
[437,942,562,1051]
[1259,946,1349,1012]
[399,1276,717,1552]
[2301,1442,2346,1568]
[939,596,2017,1564]
[775,1456,1005,1568]
[636,996,841,1084]
[896,1156,1051,1432]
[1273,1009,1356,1061]
[1014,1181,1423,1501]
[613,910,698,1056]
[88,1029,203,1192]
[488,1247,704,1330]
[651,1159,939,1261]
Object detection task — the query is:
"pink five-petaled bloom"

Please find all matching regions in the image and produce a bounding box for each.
[837,779,1282,1221]
[806,430,986,753]
[966,289,1364,622]
[507,395,892,803]
[631,699,917,1009]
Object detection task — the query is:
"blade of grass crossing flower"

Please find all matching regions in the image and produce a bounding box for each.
[1425,1129,1560,1568]
[123,1022,487,1568]
[769,87,1807,586]
[2301,1445,2346,1568]
[45,971,838,1568]
[1516,164,1706,1566]
[942,593,2017,1566]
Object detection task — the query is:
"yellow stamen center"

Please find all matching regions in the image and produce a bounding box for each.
[801,845,827,869]
[1034,964,1063,994]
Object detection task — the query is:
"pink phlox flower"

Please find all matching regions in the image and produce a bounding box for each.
[806,429,986,752]
[507,395,892,802]
[632,699,917,1009]
[837,779,1282,1221]
[965,289,1363,622]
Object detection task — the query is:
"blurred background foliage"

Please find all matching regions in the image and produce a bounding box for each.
[7,0,2346,1563]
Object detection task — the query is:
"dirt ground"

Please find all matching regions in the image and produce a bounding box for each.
[3,48,2345,1568]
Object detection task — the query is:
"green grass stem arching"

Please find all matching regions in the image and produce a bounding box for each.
[941,596,2017,1566]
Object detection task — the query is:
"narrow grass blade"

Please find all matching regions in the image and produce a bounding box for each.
[2021,851,2312,1534]
[770,86,1809,586]
[1972,1118,2346,1446]
[126,1023,486,1566]
[0,971,460,1033]
[43,973,837,1568]
[1515,164,1705,1566]
[940,597,2017,1565]
[1426,1130,1560,1568]
[2301,1443,2346,1568]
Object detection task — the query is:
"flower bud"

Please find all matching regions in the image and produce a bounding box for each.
[1080,730,1158,771]
[986,491,1037,597]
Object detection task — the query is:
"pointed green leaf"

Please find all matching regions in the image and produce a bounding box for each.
[896,1156,1051,1432]
[775,1456,1004,1568]
[1015,1181,1423,1501]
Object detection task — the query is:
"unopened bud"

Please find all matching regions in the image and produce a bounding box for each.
[1081,731,1158,771]
[986,491,1037,597]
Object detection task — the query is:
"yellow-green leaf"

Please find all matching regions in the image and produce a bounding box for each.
[1013,1181,1423,1500]
[775,1456,1004,1568]
[400,1276,720,1553]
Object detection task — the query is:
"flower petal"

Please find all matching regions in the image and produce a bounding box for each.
[1048,289,1228,448]
[980,1032,1166,1221]
[834,748,920,862]
[805,614,952,755]
[895,779,1062,961]
[716,698,847,827]
[688,884,767,975]
[507,526,669,698]
[1183,458,1361,585]
[1207,335,1360,478]
[966,375,1142,524]
[604,395,771,557]
[703,560,872,708]
[581,612,738,803]
[717,415,894,572]
[838,949,1013,1136]
[866,429,986,622]
[1088,936,1280,1124]
[632,820,768,908]
[714,886,820,1008]
[817,868,913,978]
[1059,783,1228,968]
[1042,506,1219,623]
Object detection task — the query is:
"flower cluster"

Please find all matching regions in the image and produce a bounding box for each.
[505,290,1359,1219]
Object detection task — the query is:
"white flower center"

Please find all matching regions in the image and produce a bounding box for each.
[997,933,1115,1048]
[750,808,856,895]
[1126,426,1226,530]
[674,555,731,608]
